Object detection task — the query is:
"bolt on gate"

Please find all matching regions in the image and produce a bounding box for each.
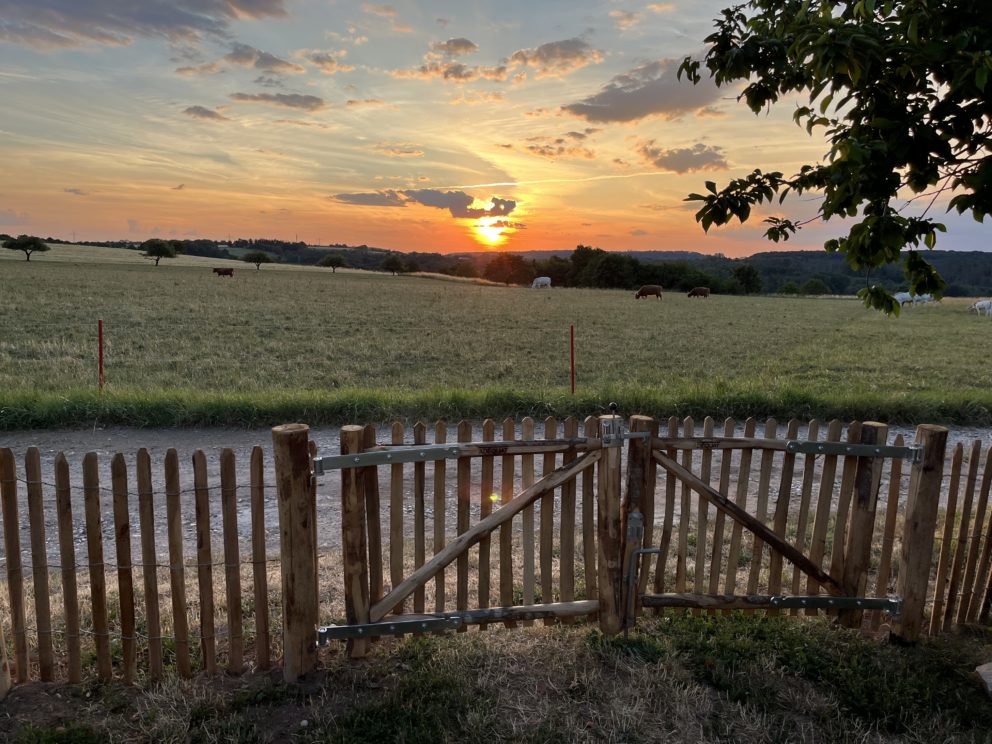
[271,415,949,679]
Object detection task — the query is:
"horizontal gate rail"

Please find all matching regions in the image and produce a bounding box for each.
[313,437,598,474]
[319,601,600,643]
[640,593,902,616]
[651,436,923,464]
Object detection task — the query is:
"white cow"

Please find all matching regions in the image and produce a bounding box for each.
[968,299,992,316]
[532,276,552,288]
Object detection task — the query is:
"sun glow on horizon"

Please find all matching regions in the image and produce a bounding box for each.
[471,217,509,247]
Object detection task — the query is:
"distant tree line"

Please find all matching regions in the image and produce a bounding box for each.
[20,234,992,295]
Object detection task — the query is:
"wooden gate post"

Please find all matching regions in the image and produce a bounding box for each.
[597,414,624,635]
[273,423,318,681]
[620,416,656,629]
[892,424,948,644]
[341,425,370,658]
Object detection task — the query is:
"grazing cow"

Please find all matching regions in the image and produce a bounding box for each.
[687,286,711,299]
[893,291,913,306]
[968,299,992,316]
[634,284,663,300]
[532,276,552,288]
[213,267,234,277]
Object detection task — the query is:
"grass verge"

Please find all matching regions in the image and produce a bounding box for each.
[2,614,989,743]
[3,385,991,430]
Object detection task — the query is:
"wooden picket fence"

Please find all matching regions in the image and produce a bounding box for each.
[0,415,990,692]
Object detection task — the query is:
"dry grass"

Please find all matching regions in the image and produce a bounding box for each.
[3,244,992,427]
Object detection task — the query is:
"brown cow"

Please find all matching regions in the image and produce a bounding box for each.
[687,286,710,298]
[213,268,234,277]
[634,284,663,300]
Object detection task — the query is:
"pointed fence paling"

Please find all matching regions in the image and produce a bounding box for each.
[0,416,988,687]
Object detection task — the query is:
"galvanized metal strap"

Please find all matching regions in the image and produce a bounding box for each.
[318,616,461,644]
[769,595,902,616]
[785,440,923,464]
[313,437,590,474]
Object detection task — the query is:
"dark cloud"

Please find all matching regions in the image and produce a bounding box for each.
[509,38,603,78]
[630,228,649,236]
[636,141,728,173]
[254,75,284,88]
[490,220,526,229]
[225,43,304,73]
[229,93,325,111]
[330,189,516,218]
[563,59,723,123]
[346,98,389,108]
[183,105,230,121]
[64,187,88,196]
[0,0,288,49]
[304,51,355,74]
[332,190,406,207]
[431,38,478,56]
[393,60,507,83]
[172,184,185,190]
[524,136,595,161]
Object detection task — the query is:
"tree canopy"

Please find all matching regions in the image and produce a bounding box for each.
[381,255,404,275]
[3,234,49,261]
[319,254,346,272]
[141,238,177,266]
[243,250,274,270]
[679,0,991,313]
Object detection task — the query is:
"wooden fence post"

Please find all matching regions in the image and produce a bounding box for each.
[597,414,623,635]
[839,422,888,628]
[892,425,948,644]
[273,423,318,681]
[341,425,370,658]
[621,416,655,629]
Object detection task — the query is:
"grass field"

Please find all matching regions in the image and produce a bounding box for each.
[2,244,991,428]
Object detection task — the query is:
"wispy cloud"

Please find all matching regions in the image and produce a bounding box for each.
[346,98,391,108]
[229,92,325,111]
[450,91,504,105]
[0,209,30,226]
[374,143,424,157]
[0,0,288,49]
[563,58,722,123]
[509,38,604,78]
[64,187,88,196]
[183,105,231,121]
[175,62,223,76]
[636,141,729,173]
[172,184,185,190]
[610,10,642,31]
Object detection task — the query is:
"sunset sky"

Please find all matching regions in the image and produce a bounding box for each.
[1,0,988,255]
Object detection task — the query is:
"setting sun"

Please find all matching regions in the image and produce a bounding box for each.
[472,218,508,247]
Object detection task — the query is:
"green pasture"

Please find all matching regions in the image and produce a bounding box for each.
[1,244,990,428]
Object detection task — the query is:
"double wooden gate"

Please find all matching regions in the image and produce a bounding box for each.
[272,414,950,675]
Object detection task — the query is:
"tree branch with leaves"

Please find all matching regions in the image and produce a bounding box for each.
[679,0,991,313]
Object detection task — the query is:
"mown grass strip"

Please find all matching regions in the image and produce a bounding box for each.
[2,386,991,430]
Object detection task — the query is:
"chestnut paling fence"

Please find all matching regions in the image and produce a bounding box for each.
[0,415,989,692]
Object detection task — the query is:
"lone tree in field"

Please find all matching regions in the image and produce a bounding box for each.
[243,250,274,270]
[381,255,404,275]
[3,234,50,261]
[141,238,177,266]
[319,254,346,273]
[679,1,991,313]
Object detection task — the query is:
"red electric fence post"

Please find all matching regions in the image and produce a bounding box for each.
[570,324,575,395]
[98,320,105,394]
